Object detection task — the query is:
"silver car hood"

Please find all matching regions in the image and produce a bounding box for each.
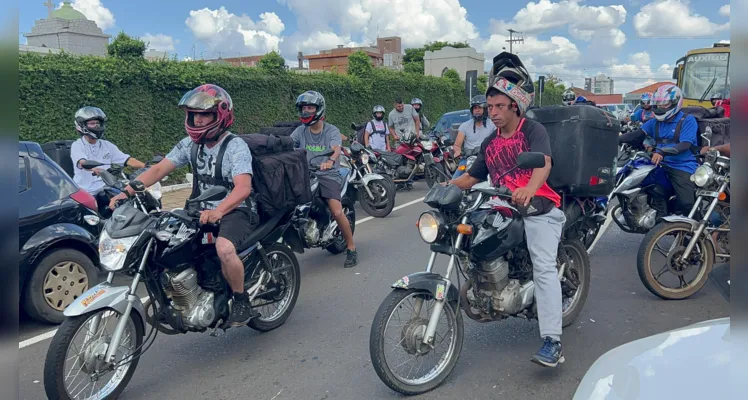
[573,317,730,400]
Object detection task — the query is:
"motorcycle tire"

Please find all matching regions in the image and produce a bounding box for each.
[369,289,464,395]
[560,239,591,327]
[358,179,395,218]
[636,221,714,300]
[425,163,447,188]
[248,243,302,332]
[44,309,145,400]
[326,199,356,255]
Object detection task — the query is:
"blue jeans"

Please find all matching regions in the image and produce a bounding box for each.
[452,158,468,179]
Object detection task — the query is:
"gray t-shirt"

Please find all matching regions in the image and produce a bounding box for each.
[388,104,419,140]
[166,133,253,210]
[458,118,497,153]
[290,122,343,184]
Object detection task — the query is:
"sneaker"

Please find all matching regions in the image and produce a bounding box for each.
[229,292,259,326]
[531,337,565,368]
[344,249,358,268]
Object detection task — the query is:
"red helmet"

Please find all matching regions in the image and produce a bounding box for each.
[178,84,234,143]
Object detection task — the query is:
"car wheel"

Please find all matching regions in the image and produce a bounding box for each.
[24,249,99,324]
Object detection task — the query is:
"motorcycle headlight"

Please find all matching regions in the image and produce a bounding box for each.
[417,211,444,243]
[99,230,138,272]
[147,182,163,200]
[361,154,369,164]
[691,165,714,187]
[422,141,434,151]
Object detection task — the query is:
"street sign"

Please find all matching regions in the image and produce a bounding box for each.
[465,70,478,100]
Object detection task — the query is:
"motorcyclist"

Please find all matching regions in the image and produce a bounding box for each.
[410,98,430,136]
[618,84,698,220]
[624,92,656,150]
[291,90,358,268]
[711,91,731,118]
[364,105,391,152]
[562,89,576,105]
[449,52,567,368]
[388,96,421,142]
[70,106,145,217]
[452,94,496,178]
[109,84,260,327]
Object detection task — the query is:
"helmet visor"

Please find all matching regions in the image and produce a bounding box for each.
[179,90,220,111]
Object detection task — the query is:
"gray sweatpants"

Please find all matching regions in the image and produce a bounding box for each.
[523,207,566,342]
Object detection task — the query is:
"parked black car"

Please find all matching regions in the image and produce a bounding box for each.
[19,141,101,324]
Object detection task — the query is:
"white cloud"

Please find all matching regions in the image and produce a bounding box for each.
[67,0,115,30]
[634,0,729,37]
[142,33,177,52]
[185,7,285,57]
[719,4,730,17]
[719,39,730,44]
[491,0,627,34]
[278,0,480,54]
[608,51,674,92]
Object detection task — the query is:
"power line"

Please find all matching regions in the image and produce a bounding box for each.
[529,71,674,81]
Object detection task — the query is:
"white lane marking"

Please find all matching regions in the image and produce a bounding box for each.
[19,196,426,350]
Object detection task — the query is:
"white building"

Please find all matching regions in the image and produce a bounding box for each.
[23,2,110,57]
[585,74,615,95]
[424,46,485,79]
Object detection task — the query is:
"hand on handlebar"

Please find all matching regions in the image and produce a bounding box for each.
[511,186,536,207]
[108,192,128,210]
[320,160,334,171]
[199,209,224,225]
[651,152,663,165]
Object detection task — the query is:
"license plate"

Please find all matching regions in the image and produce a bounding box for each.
[696,190,720,198]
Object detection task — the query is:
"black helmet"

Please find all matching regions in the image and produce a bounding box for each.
[710,92,723,106]
[486,52,535,115]
[372,105,385,121]
[469,95,488,122]
[411,98,423,112]
[296,90,326,126]
[75,106,107,139]
[562,89,576,105]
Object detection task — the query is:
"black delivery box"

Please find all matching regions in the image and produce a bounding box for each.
[525,105,619,197]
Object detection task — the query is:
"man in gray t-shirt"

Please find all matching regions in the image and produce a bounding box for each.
[388,96,421,142]
[292,90,357,268]
[109,84,259,326]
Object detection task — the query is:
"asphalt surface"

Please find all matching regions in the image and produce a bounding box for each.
[19,184,729,400]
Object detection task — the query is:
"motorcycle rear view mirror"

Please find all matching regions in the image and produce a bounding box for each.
[98,170,118,187]
[187,186,229,205]
[516,152,547,169]
[80,160,104,170]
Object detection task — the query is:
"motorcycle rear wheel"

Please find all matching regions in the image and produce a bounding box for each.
[560,239,591,327]
[248,243,302,332]
[637,221,714,300]
[44,309,144,400]
[369,289,464,395]
[358,179,395,218]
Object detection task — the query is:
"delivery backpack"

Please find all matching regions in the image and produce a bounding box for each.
[258,120,302,137]
[653,106,730,151]
[189,133,311,220]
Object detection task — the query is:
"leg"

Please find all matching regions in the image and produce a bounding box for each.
[217,208,259,326]
[666,168,697,216]
[318,174,358,267]
[327,198,355,251]
[524,208,566,367]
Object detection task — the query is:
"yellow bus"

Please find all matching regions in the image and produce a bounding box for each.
[672,43,730,107]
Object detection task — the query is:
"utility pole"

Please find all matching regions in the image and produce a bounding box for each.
[506,29,524,53]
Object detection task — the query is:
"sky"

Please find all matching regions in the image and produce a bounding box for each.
[19,0,731,93]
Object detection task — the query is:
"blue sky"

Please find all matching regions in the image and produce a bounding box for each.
[20,0,730,92]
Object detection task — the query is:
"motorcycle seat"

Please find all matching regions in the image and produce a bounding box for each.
[378,151,403,166]
[237,209,289,258]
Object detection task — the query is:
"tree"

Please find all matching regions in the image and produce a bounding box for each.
[477,75,488,94]
[257,51,286,73]
[534,75,567,106]
[347,50,372,77]
[403,41,470,75]
[443,68,461,83]
[107,32,146,58]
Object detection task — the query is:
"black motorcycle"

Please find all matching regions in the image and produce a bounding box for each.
[43,184,302,400]
[80,156,164,217]
[369,152,591,395]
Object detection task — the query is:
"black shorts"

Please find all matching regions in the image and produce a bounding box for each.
[218,207,259,250]
[317,174,343,201]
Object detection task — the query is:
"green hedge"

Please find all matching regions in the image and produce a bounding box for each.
[20,53,468,161]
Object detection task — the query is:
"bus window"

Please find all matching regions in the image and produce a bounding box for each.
[682,52,729,100]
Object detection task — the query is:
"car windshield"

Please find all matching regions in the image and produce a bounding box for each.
[432,112,470,138]
[602,105,617,112]
[681,52,730,100]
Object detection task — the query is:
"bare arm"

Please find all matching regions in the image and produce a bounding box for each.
[215,174,252,216]
[389,126,399,140]
[454,131,466,157]
[526,155,552,192]
[413,115,421,134]
[123,159,176,194]
[364,131,370,147]
[126,158,146,169]
[449,173,481,190]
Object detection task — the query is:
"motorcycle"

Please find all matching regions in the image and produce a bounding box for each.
[374,132,430,190]
[636,132,729,300]
[293,152,357,254]
[369,152,591,395]
[79,156,164,217]
[44,184,302,400]
[341,143,396,218]
[423,134,457,188]
[451,148,481,179]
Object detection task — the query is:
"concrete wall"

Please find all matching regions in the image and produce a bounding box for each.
[423,46,485,78]
[25,19,109,56]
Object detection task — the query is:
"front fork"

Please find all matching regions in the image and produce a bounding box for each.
[421,216,468,346]
[679,181,728,262]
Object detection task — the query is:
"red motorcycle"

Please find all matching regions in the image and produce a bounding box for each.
[374,134,431,190]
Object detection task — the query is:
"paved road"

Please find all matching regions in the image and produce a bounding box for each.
[19,184,728,399]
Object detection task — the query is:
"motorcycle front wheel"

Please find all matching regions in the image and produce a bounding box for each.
[425,163,447,188]
[358,179,395,218]
[369,289,464,395]
[44,308,145,400]
[637,221,714,300]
